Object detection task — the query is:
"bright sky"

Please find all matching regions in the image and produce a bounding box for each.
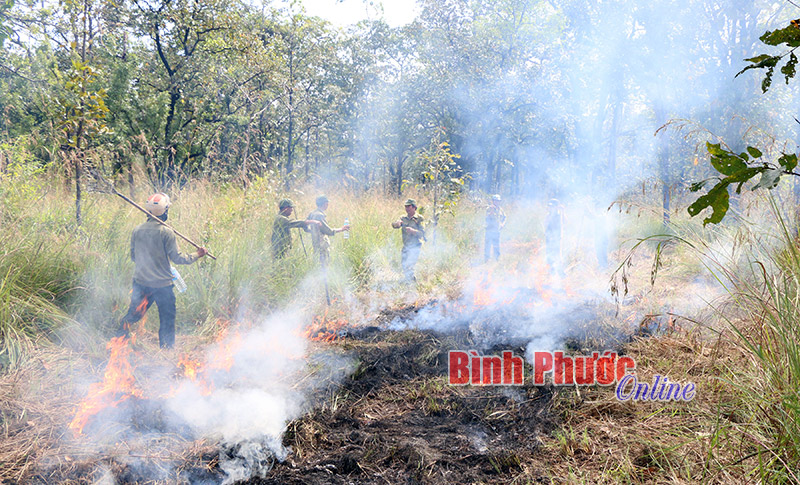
[294,0,420,28]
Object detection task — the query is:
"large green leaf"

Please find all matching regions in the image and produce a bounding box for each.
[760,25,800,47]
[707,142,747,176]
[747,146,763,159]
[781,52,798,84]
[687,182,731,226]
[779,153,798,172]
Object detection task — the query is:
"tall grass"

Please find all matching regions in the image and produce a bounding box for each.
[637,195,800,481]
[709,198,800,482]
[0,168,488,367]
[0,229,79,369]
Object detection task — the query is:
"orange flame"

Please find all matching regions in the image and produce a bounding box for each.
[177,354,214,395]
[473,274,499,307]
[135,297,149,315]
[305,310,348,343]
[121,296,149,344]
[473,271,522,307]
[207,326,242,371]
[69,337,143,435]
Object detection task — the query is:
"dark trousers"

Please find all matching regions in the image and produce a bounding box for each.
[401,244,421,282]
[119,281,176,348]
[485,230,500,261]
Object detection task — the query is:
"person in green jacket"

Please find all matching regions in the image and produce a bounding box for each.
[271,198,320,259]
[118,193,207,349]
[307,195,350,267]
[391,198,425,282]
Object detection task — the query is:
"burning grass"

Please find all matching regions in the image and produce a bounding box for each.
[2,178,799,483]
[0,300,787,484]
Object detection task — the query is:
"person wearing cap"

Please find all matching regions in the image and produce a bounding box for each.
[271,198,320,259]
[391,198,425,282]
[118,193,208,349]
[485,194,506,262]
[306,195,350,267]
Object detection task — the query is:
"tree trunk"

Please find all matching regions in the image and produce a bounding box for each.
[656,115,670,227]
[484,155,496,193]
[606,89,623,189]
[128,160,135,200]
[75,154,82,225]
[396,157,404,196]
[285,48,294,190]
[162,88,180,189]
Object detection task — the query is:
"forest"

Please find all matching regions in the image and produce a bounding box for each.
[2,0,800,483]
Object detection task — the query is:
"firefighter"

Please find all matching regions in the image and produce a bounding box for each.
[485,194,506,262]
[271,198,320,259]
[307,195,350,267]
[118,193,207,349]
[545,198,565,276]
[391,198,425,282]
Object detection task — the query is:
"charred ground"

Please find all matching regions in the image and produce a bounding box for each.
[5,295,742,484]
[257,326,558,484]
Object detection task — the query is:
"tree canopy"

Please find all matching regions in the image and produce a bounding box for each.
[0,0,796,222]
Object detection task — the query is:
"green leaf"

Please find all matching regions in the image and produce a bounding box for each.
[689,179,713,192]
[778,153,798,172]
[706,143,726,157]
[707,142,747,176]
[687,182,730,226]
[724,167,762,194]
[760,25,800,48]
[744,54,774,64]
[746,146,763,158]
[736,54,779,79]
[763,66,775,92]
[781,52,798,84]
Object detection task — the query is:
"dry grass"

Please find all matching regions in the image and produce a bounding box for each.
[533,322,759,484]
[2,174,795,482]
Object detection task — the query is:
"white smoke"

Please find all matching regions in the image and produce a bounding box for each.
[164,309,353,482]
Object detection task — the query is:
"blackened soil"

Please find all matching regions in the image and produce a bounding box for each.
[247,327,558,484]
[26,303,561,484]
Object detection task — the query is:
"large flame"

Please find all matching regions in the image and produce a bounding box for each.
[69,336,143,435]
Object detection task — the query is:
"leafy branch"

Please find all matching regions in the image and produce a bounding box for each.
[688,142,798,225]
[736,19,800,92]
[690,18,800,225]
[415,132,470,244]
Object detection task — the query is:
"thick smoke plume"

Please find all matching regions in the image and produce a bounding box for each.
[72,307,353,483]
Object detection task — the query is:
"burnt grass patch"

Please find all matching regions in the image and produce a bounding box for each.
[16,301,638,484]
[248,326,560,484]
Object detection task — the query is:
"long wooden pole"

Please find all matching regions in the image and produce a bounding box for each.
[112,187,217,260]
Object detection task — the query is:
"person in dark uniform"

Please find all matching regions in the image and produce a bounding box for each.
[391,199,425,282]
[271,198,319,259]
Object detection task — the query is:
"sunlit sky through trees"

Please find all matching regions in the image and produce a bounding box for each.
[279,0,419,27]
